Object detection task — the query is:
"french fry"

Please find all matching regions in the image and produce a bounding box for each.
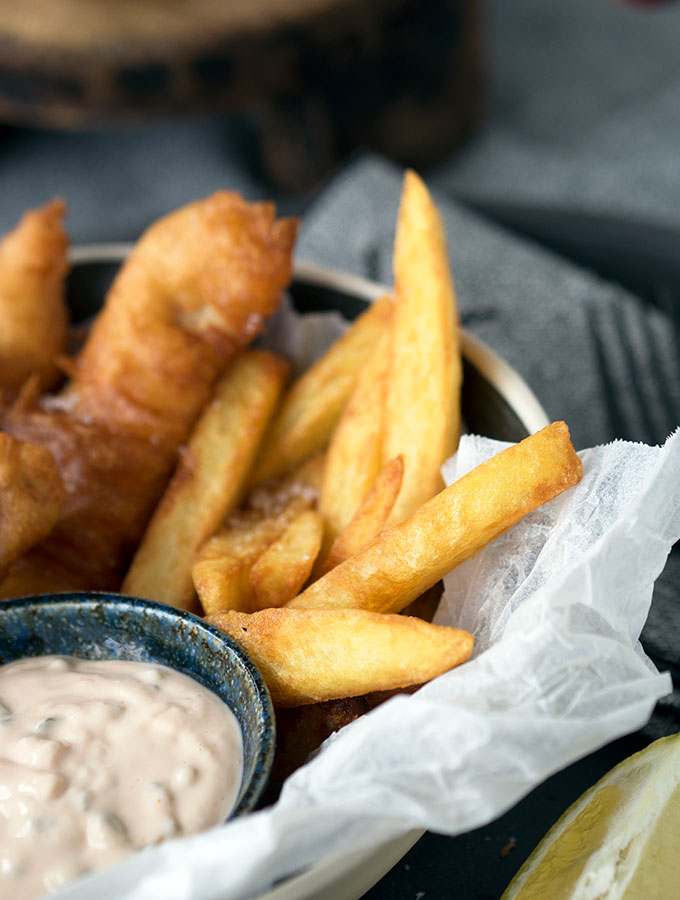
[123,350,289,609]
[249,294,393,486]
[319,329,391,552]
[193,555,255,616]
[320,455,404,574]
[288,422,582,614]
[383,170,462,525]
[250,509,323,609]
[208,607,474,706]
[194,455,324,615]
[196,539,278,616]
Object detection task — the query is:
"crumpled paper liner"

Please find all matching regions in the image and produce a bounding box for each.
[57,303,680,900]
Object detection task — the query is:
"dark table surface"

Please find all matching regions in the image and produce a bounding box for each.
[366,731,651,900]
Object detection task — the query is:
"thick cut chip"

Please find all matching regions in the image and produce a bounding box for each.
[0,200,69,397]
[123,350,289,609]
[208,607,474,706]
[383,170,462,525]
[193,555,254,616]
[194,455,323,615]
[320,455,404,574]
[288,422,582,614]
[319,329,391,553]
[249,294,393,486]
[250,509,323,610]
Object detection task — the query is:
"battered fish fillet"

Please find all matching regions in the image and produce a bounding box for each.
[0,200,69,399]
[0,398,171,595]
[70,191,298,452]
[0,192,298,595]
[0,434,64,584]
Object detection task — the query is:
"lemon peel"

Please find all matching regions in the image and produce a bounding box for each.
[501,732,680,900]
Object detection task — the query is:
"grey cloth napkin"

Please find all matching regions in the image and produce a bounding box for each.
[436,0,680,229]
[297,155,680,736]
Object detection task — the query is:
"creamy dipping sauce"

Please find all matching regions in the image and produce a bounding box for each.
[0,655,243,899]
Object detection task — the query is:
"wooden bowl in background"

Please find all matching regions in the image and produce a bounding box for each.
[0,0,485,189]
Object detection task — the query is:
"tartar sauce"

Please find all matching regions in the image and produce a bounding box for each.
[0,655,243,899]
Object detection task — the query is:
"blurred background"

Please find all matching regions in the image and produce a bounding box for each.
[1,0,679,237]
[1,1,678,898]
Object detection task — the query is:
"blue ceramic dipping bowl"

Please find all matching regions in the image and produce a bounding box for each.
[0,592,275,817]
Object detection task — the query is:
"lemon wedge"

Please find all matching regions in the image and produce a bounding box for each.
[501,732,680,900]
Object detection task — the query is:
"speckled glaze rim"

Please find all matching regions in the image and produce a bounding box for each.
[0,592,276,818]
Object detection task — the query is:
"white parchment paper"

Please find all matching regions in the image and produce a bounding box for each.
[56,305,680,900]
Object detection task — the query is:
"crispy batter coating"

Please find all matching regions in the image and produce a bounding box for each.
[0,433,64,583]
[1,193,297,594]
[1,399,169,594]
[71,191,298,451]
[0,200,69,398]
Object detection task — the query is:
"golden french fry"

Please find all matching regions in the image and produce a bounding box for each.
[288,422,582,614]
[383,170,462,525]
[320,455,404,574]
[208,607,474,706]
[249,294,393,486]
[192,556,254,616]
[0,200,69,397]
[246,452,324,517]
[250,509,323,610]
[194,455,324,615]
[319,329,391,551]
[123,350,289,609]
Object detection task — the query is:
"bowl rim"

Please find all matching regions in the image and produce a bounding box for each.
[61,245,551,899]
[0,591,276,818]
[68,246,551,437]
